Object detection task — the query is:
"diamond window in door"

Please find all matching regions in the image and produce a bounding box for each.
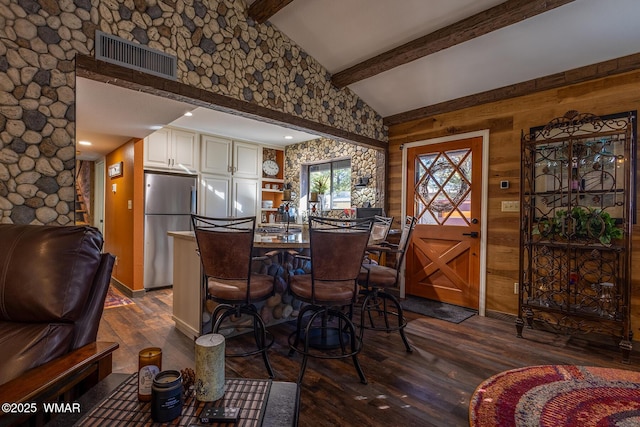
[414,148,472,226]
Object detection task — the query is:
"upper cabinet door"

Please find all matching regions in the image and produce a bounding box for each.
[233,141,260,179]
[144,127,197,173]
[144,128,172,169]
[201,134,232,176]
[172,129,198,173]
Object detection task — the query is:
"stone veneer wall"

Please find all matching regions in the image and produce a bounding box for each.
[284,138,383,218]
[0,0,386,225]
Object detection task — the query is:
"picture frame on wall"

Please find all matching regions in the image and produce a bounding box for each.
[108,161,123,178]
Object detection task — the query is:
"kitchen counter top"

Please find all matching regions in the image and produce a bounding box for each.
[168,230,310,248]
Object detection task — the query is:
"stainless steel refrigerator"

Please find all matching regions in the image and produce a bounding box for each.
[144,172,197,289]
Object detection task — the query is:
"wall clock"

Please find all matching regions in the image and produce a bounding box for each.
[262,160,279,176]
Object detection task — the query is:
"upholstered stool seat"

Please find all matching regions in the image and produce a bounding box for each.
[357,265,397,287]
[289,276,356,302]
[208,274,274,301]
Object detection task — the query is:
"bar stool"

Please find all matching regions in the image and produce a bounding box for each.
[358,216,417,353]
[288,216,373,385]
[192,215,275,378]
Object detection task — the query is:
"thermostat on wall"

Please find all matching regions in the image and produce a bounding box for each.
[500,180,509,189]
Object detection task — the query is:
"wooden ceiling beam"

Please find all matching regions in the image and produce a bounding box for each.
[383,51,640,126]
[247,0,294,24]
[331,0,575,88]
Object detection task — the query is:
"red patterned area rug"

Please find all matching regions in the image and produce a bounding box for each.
[104,286,135,309]
[469,365,640,427]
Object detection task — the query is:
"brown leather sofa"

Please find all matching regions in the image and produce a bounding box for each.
[0,224,118,425]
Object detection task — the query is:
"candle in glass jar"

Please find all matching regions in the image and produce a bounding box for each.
[283,189,292,201]
[138,347,162,401]
[151,370,183,423]
[309,191,318,202]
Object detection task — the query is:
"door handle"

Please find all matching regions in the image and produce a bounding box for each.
[463,231,479,238]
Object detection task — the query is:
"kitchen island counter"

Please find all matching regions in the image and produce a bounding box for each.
[167,229,309,339]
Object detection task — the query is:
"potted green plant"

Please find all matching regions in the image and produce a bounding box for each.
[311,175,329,211]
[533,209,566,239]
[534,207,622,245]
[311,175,329,195]
[573,207,622,245]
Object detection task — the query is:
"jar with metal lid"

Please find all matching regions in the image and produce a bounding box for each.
[151,370,183,423]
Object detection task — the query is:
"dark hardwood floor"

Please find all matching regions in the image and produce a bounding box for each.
[98,288,639,427]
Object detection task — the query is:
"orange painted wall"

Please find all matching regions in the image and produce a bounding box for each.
[133,139,145,293]
[104,139,136,290]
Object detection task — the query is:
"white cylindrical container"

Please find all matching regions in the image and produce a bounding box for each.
[195,333,225,401]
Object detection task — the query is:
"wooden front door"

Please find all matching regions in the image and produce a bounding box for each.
[405,136,482,309]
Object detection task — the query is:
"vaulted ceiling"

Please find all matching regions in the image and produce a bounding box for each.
[78,0,640,159]
[247,0,640,126]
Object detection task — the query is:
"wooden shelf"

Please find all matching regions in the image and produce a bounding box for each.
[261,148,284,180]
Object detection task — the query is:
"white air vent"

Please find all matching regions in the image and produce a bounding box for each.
[95,31,177,80]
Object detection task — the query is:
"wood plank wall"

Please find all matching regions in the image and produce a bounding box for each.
[387,70,640,334]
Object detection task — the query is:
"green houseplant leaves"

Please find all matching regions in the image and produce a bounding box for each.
[533,207,622,245]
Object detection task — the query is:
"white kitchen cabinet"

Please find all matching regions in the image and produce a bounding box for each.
[200,134,259,178]
[232,177,259,217]
[200,134,232,176]
[233,141,260,178]
[144,127,198,173]
[200,174,258,218]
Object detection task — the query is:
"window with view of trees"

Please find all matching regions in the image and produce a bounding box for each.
[309,159,351,210]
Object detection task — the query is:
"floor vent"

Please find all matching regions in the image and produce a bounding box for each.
[95,31,177,80]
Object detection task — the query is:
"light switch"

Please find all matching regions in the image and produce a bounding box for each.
[128,200,132,209]
[501,201,520,212]
[112,183,117,193]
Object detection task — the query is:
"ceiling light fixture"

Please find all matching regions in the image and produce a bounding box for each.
[184,111,193,116]
[78,140,92,145]
[284,135,293,140]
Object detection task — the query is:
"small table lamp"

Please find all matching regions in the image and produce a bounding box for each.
[283,187,292,233]
[309,191,318,215]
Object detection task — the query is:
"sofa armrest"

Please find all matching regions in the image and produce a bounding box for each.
[0,342,118,424]
[72,253,116,349]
